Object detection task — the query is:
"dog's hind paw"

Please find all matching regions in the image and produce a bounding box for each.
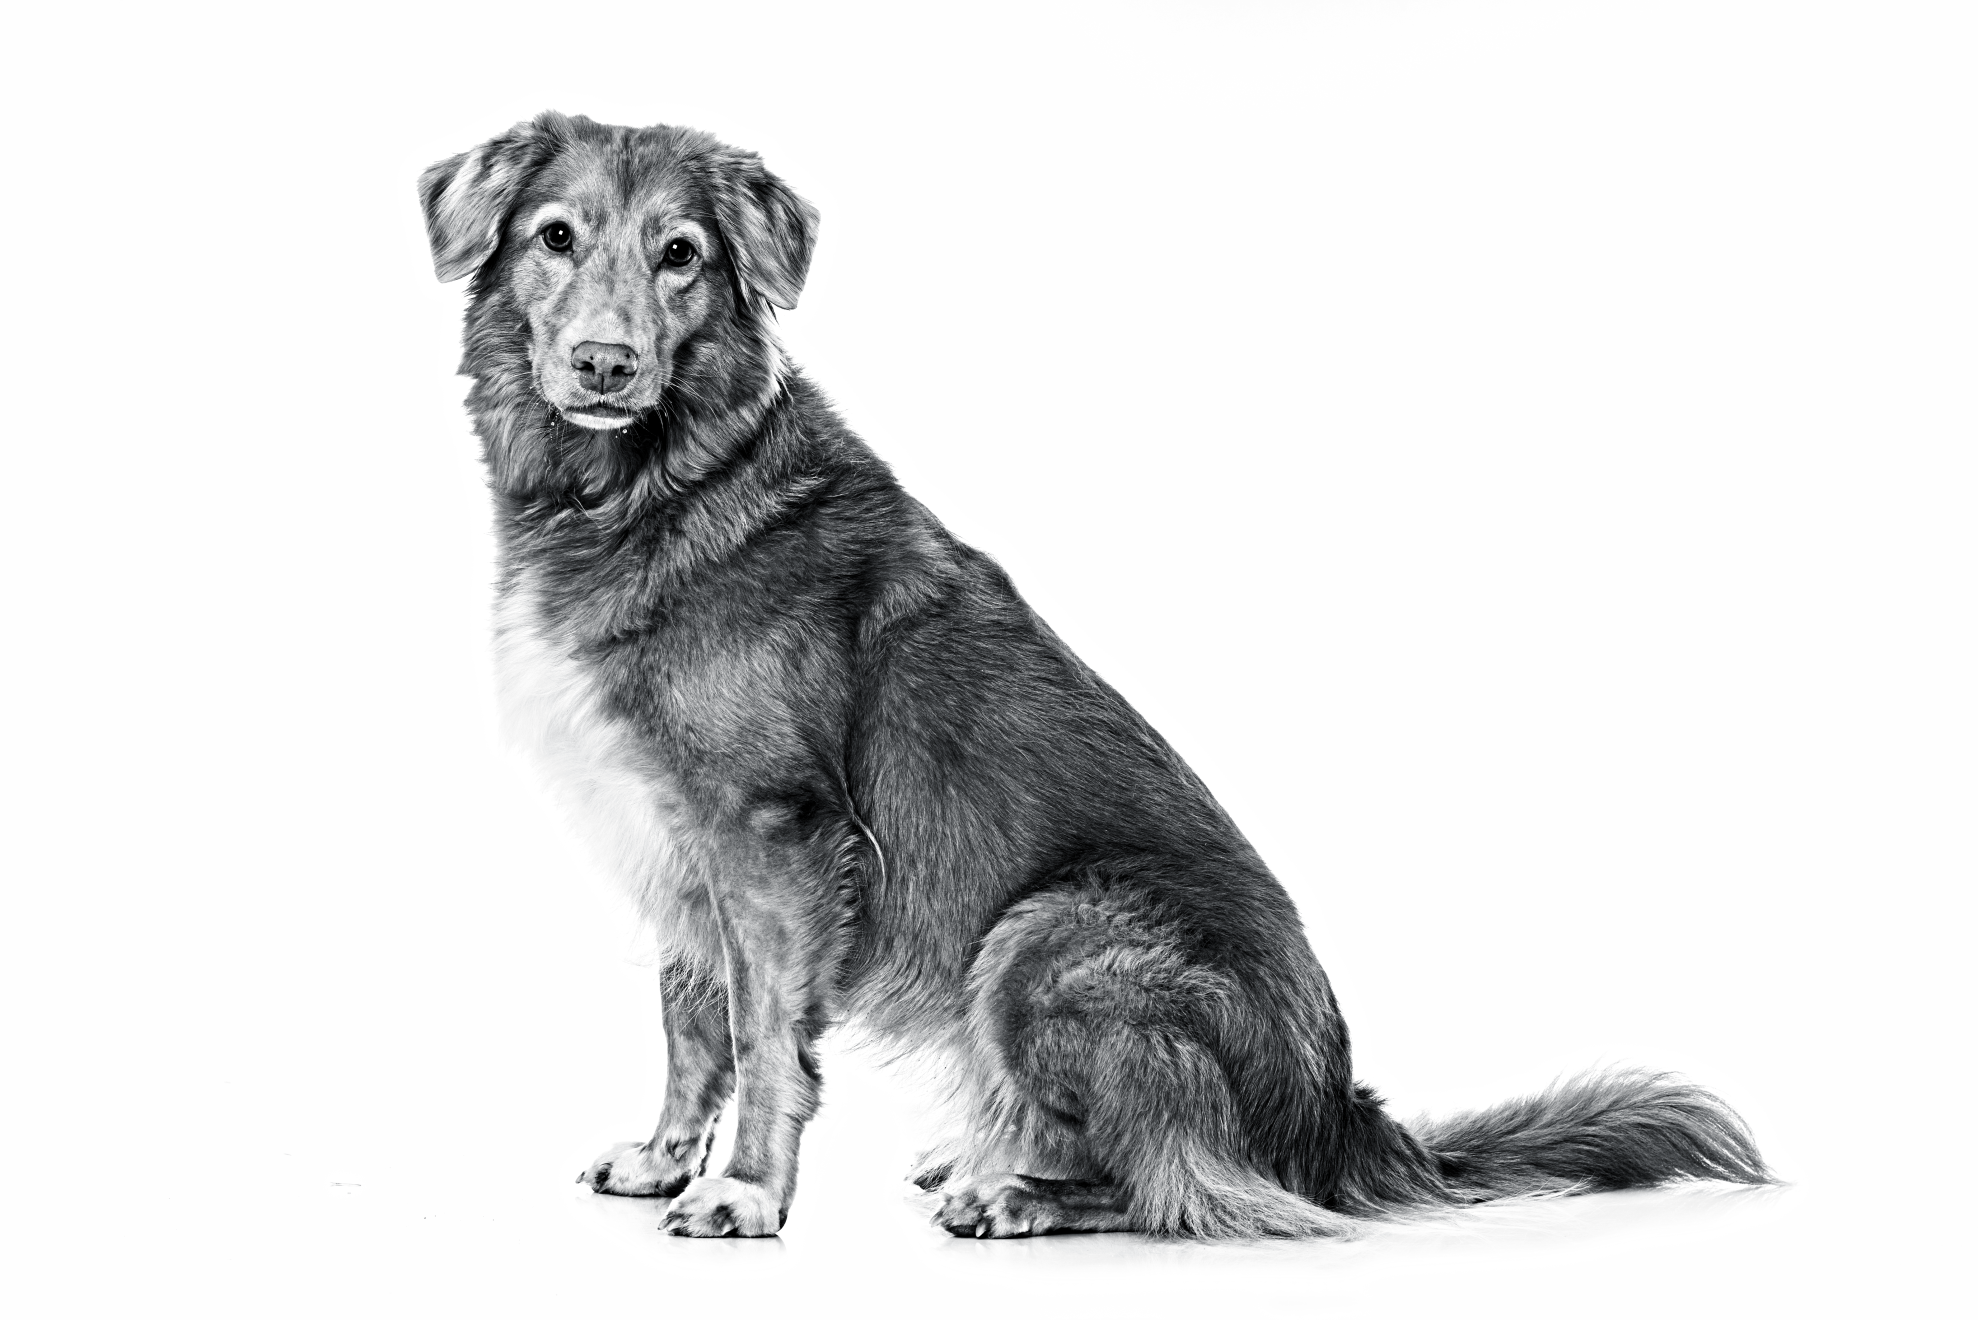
[659,1177,784,1237]
[934,1174,1049,1238]
[934,1173,1130,1238]
[578,1139,700,1197]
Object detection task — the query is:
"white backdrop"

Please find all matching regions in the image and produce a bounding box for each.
[4,2,1971,1315]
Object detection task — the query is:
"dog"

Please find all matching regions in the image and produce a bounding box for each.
[417,111,1772,1239]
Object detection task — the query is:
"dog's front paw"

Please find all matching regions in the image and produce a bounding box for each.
[659,1177,784,1237]
[578,1139,702,1197]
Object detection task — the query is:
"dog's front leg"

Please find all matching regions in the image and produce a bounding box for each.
[660,843,833,1237]
[581,958,734,1196]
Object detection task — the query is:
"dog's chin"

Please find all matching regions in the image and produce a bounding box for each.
[559,405,642,431]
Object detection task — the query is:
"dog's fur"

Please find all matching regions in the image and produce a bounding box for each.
[418,112,1772,1239]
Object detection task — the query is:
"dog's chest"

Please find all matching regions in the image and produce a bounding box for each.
[492,578,702,930]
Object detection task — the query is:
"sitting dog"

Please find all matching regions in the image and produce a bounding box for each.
[417,112,1771,1239]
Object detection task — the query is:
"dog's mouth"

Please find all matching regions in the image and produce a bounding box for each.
[560,403,642,430]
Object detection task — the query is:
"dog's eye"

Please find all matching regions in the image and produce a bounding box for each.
[662,238,697,268]
[541,222,574,254]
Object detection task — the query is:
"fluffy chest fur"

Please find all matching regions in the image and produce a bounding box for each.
[492,570,717,959]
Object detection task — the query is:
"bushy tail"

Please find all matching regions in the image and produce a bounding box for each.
[1408,1067,1774,1203]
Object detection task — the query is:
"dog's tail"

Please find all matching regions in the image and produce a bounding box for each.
[1390,1067,1774,1207]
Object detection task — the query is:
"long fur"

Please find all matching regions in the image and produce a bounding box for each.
[419,111,1773,1239]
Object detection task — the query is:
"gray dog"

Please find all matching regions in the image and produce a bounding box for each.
[418,112,1770,1239]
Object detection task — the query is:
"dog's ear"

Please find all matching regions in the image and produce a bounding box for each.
[702,149,819,312]
[418,116,562,283]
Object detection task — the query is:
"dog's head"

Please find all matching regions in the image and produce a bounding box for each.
[420,112,816,436]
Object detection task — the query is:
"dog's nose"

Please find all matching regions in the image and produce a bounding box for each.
[571,341,638,394]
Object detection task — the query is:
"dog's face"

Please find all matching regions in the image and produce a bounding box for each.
[420,113,817,435]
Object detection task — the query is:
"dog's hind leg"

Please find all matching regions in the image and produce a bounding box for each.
[581,957,735,1196]
[934,878,1353,1240]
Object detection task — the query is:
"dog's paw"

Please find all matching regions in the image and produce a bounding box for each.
[577,1140,699,1197]
[659,1177,784,1237]
[934,1173,1049,1238]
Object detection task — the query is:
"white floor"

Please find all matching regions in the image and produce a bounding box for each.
[21,1046,1926,1318]
[12,799,1956,1320]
